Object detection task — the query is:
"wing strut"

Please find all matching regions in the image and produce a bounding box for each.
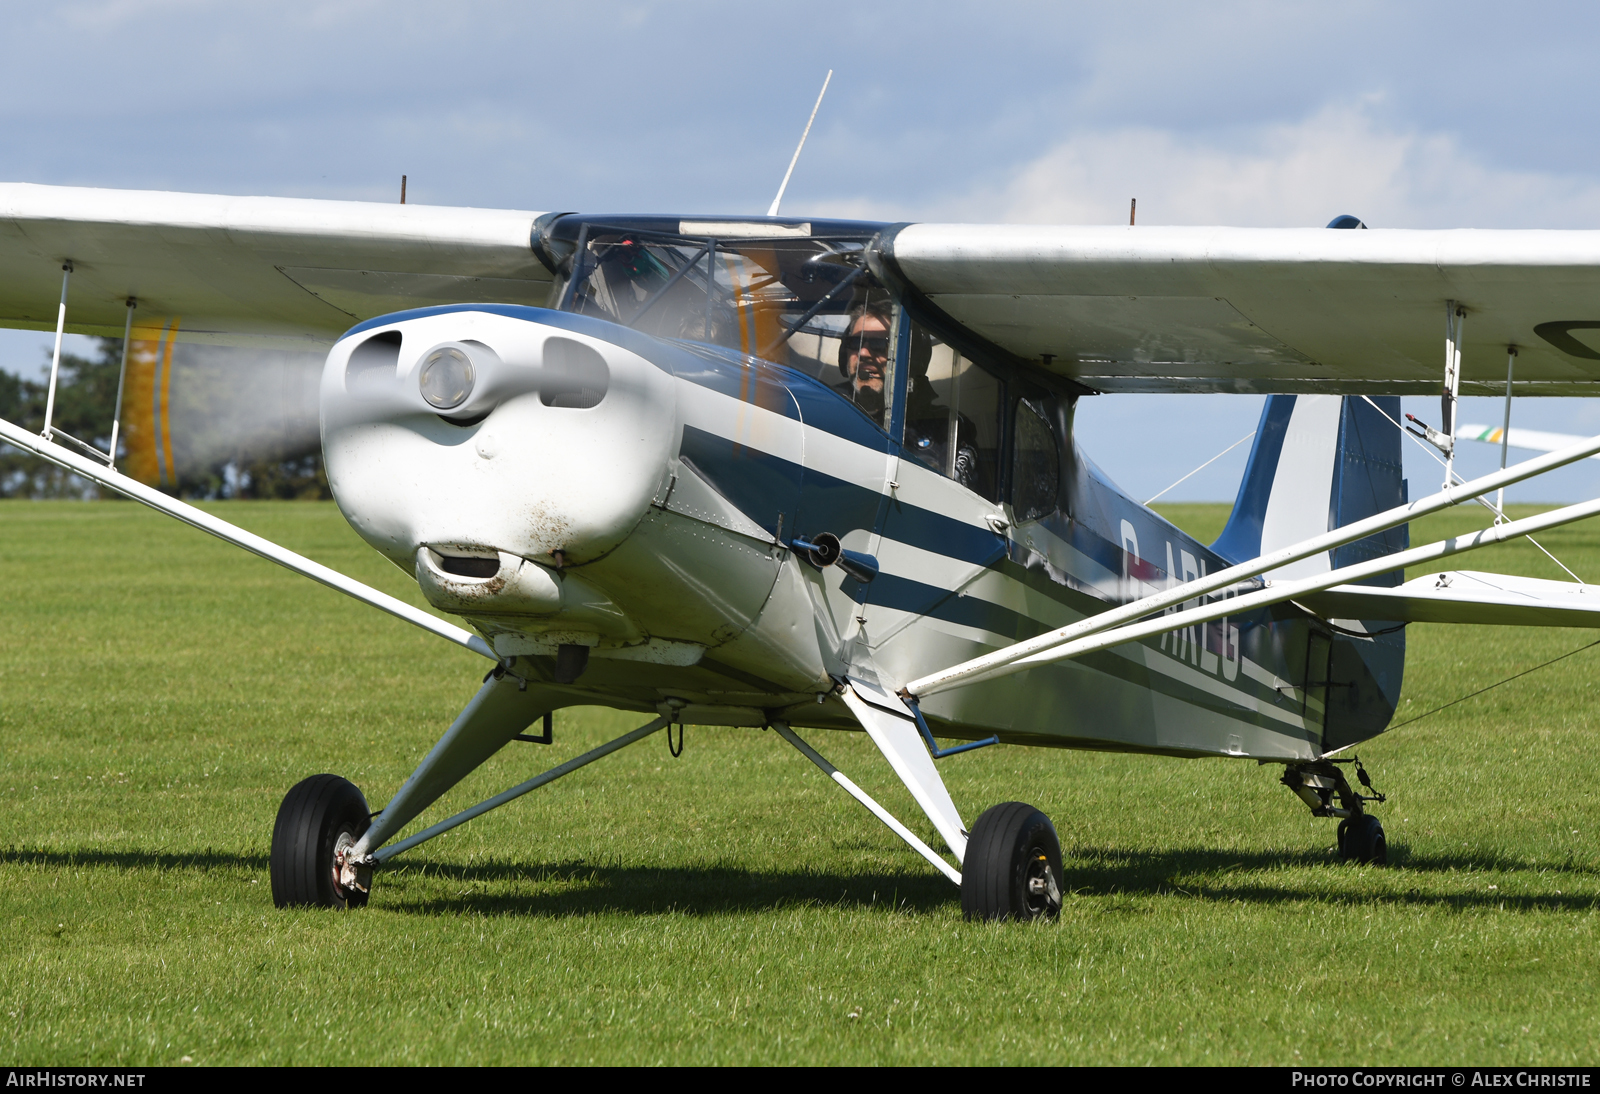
[40,262,71,441]
[108,297,136,472]
[1442,302,1465,487]
[0,415,496,662]
[912,492,1600,695]
[905,431,1600,701]
[1497,346,1518,516]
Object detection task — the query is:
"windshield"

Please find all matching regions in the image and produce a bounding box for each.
[540,217,897,409]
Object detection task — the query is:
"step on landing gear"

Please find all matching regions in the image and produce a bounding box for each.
[961,802,1064,921]
[1281,757,1388,865]
[270,774,373,909]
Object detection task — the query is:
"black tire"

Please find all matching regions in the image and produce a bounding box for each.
[1341,813,1387,866]
[270,774,371,909]
[961,802,1064,922]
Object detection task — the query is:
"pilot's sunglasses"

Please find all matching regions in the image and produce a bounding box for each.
[849,333,891,355]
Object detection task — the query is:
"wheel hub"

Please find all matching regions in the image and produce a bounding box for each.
[1023,851,1061,913]
[334,829,372,896]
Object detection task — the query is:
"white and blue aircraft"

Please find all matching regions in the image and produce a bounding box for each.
[5,184,1600,920]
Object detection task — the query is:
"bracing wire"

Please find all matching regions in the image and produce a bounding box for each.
[1378,636,1600,736]
[1527,536,1586,584]
[1143,429,1256,506]
[1358,395,1585,584]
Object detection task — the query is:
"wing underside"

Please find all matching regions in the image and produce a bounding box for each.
[883,224,1600,394]
[0,183,552,346]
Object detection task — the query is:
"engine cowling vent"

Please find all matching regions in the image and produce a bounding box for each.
[438,555,500,578]
[347,330,402,387]
[541,337,609,409]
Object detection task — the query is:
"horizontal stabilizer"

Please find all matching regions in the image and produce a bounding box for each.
[1299,570,1600,628]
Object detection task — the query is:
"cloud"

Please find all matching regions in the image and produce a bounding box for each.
[964,102,1600,230]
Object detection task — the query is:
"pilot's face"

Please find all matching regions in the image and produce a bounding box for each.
[844,315,890,400]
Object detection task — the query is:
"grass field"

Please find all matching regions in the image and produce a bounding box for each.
[2,499,1598,1065]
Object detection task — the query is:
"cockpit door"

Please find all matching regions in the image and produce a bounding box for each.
[862,322,1010,653]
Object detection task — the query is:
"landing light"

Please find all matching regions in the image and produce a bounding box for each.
[419,345,476,409]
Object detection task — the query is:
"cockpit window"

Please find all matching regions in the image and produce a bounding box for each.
[1011,399,1061,521]
[903,321,1002,501]
[540,217,897,426]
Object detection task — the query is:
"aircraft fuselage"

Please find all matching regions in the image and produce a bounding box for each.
[320,217,1404,764]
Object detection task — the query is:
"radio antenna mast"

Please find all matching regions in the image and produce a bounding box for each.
[767,70,832,218]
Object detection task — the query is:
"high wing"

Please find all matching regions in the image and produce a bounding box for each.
[0,183,552,346]
[1299,569,1600,628]
[878,224,1600,394]
[10,183,1600,390]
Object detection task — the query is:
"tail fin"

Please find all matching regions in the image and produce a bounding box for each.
[1212,394,1407,581]
[1213,393,1408,752]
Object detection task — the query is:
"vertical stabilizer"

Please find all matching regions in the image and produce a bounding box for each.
[1212,395,1407,582]
[1211,393,1408,751]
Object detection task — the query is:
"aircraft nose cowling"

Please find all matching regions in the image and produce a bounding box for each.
[320,310,677,573]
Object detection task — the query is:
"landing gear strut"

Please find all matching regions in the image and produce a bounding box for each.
[1281,757,1388,865]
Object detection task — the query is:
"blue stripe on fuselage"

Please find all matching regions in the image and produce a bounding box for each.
[678,424,1004,570]
[678,425,802,539]
[841,570,1022,638]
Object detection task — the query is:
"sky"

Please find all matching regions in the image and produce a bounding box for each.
[5,0,1600,504]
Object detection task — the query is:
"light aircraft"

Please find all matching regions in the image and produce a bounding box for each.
[7,180,1600,922]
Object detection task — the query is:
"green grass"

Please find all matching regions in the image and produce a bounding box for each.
[2,499,1598,1064]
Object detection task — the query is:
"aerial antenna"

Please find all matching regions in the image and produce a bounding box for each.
[767,69,832,218]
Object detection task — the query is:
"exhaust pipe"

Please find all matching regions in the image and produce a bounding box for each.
[791,533,878,584]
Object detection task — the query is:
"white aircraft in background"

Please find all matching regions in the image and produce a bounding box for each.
[5,181,1600,922]
[1458,422,1600,459]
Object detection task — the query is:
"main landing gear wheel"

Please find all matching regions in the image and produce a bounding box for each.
[1337,813,1387,866]
[961,802,1064,922]
[270,774,372,909]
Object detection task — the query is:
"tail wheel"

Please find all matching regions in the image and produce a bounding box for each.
[960,802,1064,922]
[270,774,372,909]
[1338,812,1387,866]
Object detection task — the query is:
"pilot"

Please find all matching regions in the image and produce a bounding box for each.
[836,306,892,417]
